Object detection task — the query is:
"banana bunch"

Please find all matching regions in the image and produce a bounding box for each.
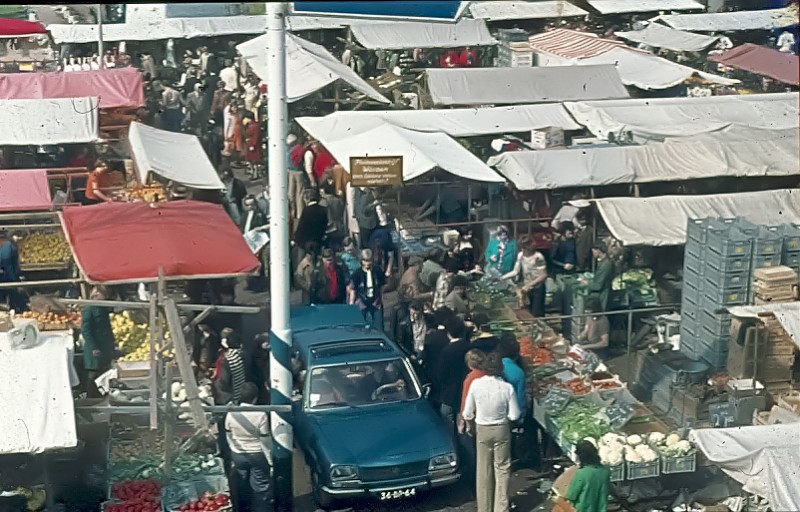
[112,312,173,362]
[13,486,46,511]
[18,232,71,265]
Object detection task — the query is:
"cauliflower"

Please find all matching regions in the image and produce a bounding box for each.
[626,434,643,446]
[606,451,624,467]
[601,433,624,446]
[648,432,666,445]
[666,433,681,447]
[675,440,692,455]
[635,445,658,462]
[625,449,643,463]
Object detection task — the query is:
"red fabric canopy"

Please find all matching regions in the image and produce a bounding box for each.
[0,68,144,109]
[0,169,52,212]
[0,18,47,37]
[60,200,260,284]
[709,43,800,86]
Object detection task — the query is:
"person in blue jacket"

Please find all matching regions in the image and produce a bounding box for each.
[0,230,27,312]
[483,225,516,276]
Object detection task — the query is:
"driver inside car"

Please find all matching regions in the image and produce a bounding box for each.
[368,362,408,401]
[310,377,346,408]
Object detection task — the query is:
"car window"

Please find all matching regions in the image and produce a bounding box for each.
[307,359,420,409]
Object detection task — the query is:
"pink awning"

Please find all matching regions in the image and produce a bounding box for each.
[0,18,47,37]
[0,169,53,212]
[709,43,800,86]
[0,68,144,109]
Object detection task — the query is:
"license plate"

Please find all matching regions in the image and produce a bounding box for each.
[379,488,417,500]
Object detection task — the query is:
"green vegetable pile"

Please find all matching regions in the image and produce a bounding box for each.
[551,401,611,443]
[109,454,222,483]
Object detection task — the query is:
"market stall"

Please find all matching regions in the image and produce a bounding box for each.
[615,24,719,53]
[709,43,800,87]
[586,0,703,15]
[652,6,799,32]
[468,1,589,22]
[0,97,99,146]
[0,169,52,212]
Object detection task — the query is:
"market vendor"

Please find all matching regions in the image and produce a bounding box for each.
[575,298,610,360]
[81,286,116,397]
[484,225,517,276]
[551,222,578,275]
[581,243,615,311]
[84,159,113,204]
[564,440,610,512]
[498,236,548,318]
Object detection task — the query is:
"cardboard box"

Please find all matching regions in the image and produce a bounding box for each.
[531,126,565,150]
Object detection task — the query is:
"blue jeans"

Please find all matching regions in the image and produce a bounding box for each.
[361,306,384,332]
[231,450,271,511]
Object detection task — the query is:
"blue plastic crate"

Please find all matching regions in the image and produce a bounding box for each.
[706,250,751,273]
[704,265,748,293]
[781,250,800,268]
[697,336,729,370]
[684,250,704,275]
[752,252,781,270]
[681,339,700,361]
[685,239,705,260]
[681,296,700,322]
[753,226,783,256]
[701,309,731,337]
[661,452,697,474]
[700,325,731,349]
[704,286,747,306]
[735,218,760,237]
[686,218,713,245]
[627,460,660,480]
[707,225,752,258]
[776,224,800,252]
[682,277,703,303]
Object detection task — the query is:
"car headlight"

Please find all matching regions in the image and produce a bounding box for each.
[330,465,359,481]
[429,453,457,471]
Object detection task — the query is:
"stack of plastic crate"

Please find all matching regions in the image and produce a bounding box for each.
[776,223,800,275]
[680,218,711,362]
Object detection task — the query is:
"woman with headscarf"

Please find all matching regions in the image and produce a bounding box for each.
[243,333,271,404]
[213,327,248,473]
[484,225,516,277]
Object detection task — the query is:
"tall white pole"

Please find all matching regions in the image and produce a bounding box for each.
[266,2,293,510]
[97,4,104,68]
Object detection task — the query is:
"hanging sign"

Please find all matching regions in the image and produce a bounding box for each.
[350,156,403,186]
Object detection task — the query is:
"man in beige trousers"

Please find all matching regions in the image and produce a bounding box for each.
[462,352,521,512]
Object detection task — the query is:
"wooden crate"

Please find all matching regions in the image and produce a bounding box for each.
[753,266,798,281]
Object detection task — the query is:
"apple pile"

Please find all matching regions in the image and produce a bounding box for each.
[177,492,231,511]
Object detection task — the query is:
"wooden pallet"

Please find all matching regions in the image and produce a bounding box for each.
[753,265,798,281]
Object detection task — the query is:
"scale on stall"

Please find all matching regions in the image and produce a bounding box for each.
[726,378,766,425]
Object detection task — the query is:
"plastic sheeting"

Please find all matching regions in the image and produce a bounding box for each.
[727,303,800,348]
[349,18,495,50]
[564,92,799,141]
[0,68,144,109]
[0,332,77,454]
[0,97,99,145]
[237,33,389,104]
[425,65,629,105]
[576,47,739,89]
[690,424,800,512]
[128,122,223,190]
[616,23,718,52]
[296,103,582,139]
[469,1,588,21]
[587,0,703,14]
[488,135,799,190]
[654,6,799,32]
[61,200,260,284]
[594,189,800,246]
[0,170,53,212]
[709,43,800,86]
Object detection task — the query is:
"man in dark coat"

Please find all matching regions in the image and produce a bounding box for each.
[310,248,347,304]
[81,286,116,397]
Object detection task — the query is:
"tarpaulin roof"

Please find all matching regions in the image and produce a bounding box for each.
[0,68,144,109]
[237,33,389,104]
[296,103,582,139]
[616,23,718,52]
[425,65,629,105]
[0,170,52,212]
[128,122,223,190]
[349,18,495,50]
[469,1,588,21]
[0,97,99,145]
[587,0,703,14]
[564,92,799,141]
[690,424,800,512]
[653,6,798,32]
[594,189,800,246]
[488,135,799,190]
[727,303,800,348]
[577,46,739,89]
[310,118,503,182]
[709,43,800,86]
[60,200,260,284]
[529,28,634,59]
[0,17,47,37]
[286,15,366,31]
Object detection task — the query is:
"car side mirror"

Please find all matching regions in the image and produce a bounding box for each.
[422,383,432,399]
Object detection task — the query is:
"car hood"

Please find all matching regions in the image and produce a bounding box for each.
[308,399,453,465]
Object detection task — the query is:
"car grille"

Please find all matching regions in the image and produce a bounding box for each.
[360,461,429,482]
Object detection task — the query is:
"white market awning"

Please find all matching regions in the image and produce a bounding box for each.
[286,15,364,31]
[594,189,800,246]
[296,103,582,140]
[727,303,800,349]
[469,1,588,21]
[564,92,799,141]
[587,0,704,14]
[653,6,798,32]
[615,23,718,52]
[128,122,224,190]
[576,47,738,90]
[425,65,629,106]
[0,97,99,145]
[349,18,495,50]
[237,33,389,104]
[488,135,799,190]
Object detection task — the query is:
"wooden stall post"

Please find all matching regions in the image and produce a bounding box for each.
[148,294,159,430]
[164,362,175,474]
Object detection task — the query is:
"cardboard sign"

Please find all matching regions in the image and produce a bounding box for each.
[350,156,403,186]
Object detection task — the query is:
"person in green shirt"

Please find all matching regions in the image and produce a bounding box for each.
[566,440,610,512]
[582,242,615,312]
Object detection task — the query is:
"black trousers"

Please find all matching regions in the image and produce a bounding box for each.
[528,285,546,318]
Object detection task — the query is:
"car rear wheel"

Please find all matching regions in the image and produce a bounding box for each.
[312,470,334,510]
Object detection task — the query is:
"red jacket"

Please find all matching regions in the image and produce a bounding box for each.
[313,146,336,182]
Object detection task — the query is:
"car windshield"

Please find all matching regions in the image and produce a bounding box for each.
[307,359,420,409]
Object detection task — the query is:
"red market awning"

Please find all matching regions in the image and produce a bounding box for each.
[709,43,800,86]
[0,18,47,37]
[60,200,260,284]
[0,169,52,212]
[0,68,144,109]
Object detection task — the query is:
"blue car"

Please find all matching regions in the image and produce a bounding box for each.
[290,305,460,509]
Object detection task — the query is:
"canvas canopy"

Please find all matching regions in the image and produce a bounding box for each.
[586,0,703,14]
[690,424,800,512]
[577,47,738,89]
[468,1,588,21]
[709,43,800,86]
[0,68,144,109]
[425,65,629,106]
[0,170,52,212]
[488,135,798,190]
[529,28,637,60]
[349,18,495,50]
[0,18,47,37]
[0,97,99,145]
[727,303,800,349]
[128,122,223,190]
[296,103,582,139]
[286,15,366,31]
[237,33,389,104]
[60,200,260,284]
[653,6,798,32]
[564,92,799,141]
[616,23,718,52]
[594,189,800,246]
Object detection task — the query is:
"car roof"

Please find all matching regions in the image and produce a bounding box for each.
[291,304,367,333]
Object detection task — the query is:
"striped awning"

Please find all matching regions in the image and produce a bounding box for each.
[528,28,633,59]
